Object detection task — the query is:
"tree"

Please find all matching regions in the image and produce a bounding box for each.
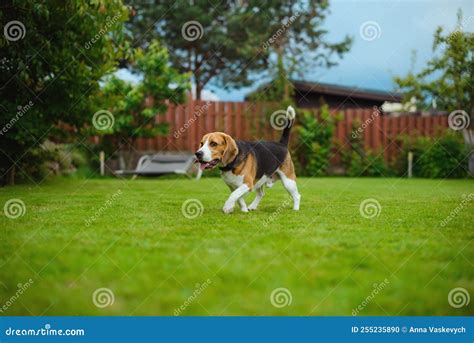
[94,41,190,168]
[127,1,352,101]
[394,10,473,174]
[244,0,353,102]
[263,0,352,99]
[394,10,473,121]
[127,0,270,100]
[0,0,129,185]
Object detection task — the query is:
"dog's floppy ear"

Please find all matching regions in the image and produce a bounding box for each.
[222,134,238,166]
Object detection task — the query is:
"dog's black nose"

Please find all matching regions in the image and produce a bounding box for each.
[195,151,203,159]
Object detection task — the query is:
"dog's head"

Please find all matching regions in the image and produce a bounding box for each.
[194,132,238,170]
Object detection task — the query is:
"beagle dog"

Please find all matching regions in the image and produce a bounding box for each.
[195,106,300,214]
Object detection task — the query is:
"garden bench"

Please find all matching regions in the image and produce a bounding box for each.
[115,153,201,180]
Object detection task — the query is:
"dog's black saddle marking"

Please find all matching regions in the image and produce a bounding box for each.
[220,140,288,179]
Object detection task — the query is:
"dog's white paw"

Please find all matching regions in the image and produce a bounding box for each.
[222,203,235,214]
[248,203,258,211]
[240,208,249,213]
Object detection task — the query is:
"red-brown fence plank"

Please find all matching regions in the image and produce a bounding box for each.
[235,102,243,139]
[132,100,449,158]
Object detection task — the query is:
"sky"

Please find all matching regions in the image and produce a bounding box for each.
[119,0,473,101]
[210,0,474,101]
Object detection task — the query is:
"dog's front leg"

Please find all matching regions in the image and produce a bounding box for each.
[223,184,249,214]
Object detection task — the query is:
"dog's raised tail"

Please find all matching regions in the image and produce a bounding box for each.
[279,106,296,146]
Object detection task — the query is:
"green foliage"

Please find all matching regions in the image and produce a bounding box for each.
[296,105,339,176]
[395,133,469,178]
[342,123,390,177]
[128,1,352,100]
[94,41,190,166]
[16,141,87,183]
[344,151,390,177]
[394,10,473,118]
[0,0,129,184]
[127,1,269,99]
[258,1,352,90]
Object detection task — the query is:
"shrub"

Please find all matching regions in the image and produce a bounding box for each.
[396,132,468,178]
[295,105,339,176]
[16,141,87,183]
[342,122,390,177]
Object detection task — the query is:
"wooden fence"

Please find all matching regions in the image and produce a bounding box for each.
[135,100,449,162]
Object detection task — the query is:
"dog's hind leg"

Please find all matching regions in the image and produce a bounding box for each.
[276,153,300,211]
[248,187,264,211]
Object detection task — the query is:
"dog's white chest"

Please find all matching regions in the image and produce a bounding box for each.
[221,171,244,190]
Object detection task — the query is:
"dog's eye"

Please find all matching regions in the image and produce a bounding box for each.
[200,142,203,147]
[210,141,218,147]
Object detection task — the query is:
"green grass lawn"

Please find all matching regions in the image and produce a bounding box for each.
[1,177,473,316]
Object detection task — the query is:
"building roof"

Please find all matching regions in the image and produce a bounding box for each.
[246,79,402,103]
[290,80,402,103]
